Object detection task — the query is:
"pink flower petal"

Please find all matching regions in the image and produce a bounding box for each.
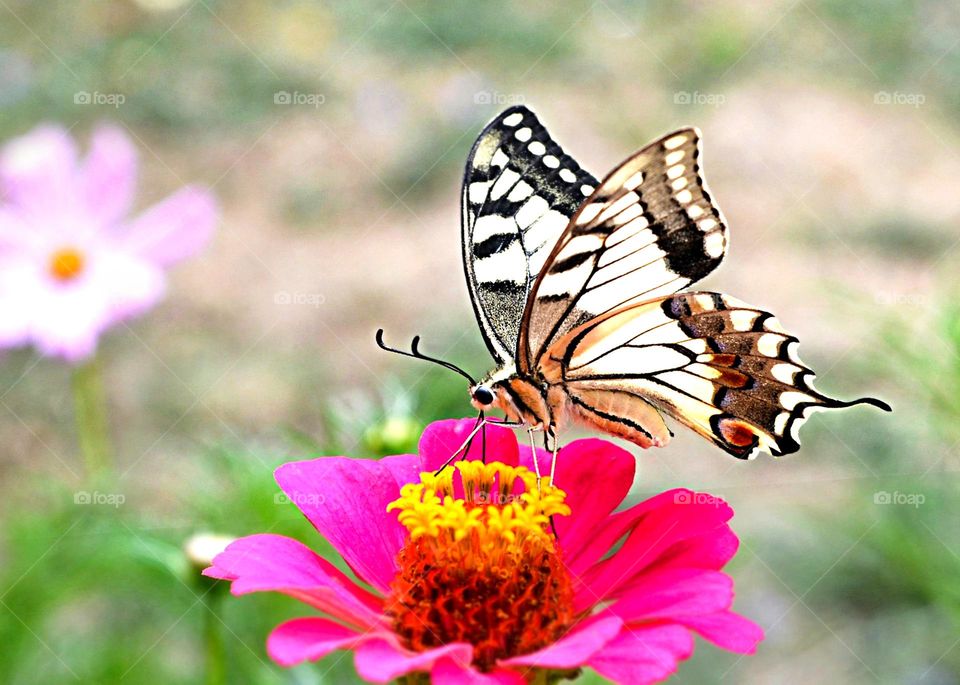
[28,273,112,363]
[418,418,519,471]
[203,534,385,630]
[576,489,734,607]
[647,526,740,573]
[0,208,35,251]
[0,256,38,349]
[432,658,527,685]
[676,611,764,654]
[121,186,217,267]
[354,637,474,683]
[565,489,680,579]
[604,569,733,622]
[500,615,623,669]
[0,125,79,214]
[267,617,371,667]
[81,124,138,226]
[380,452,422,488]
[587,624,695,685]
[275,456,417,594]
[91,249,166,326]
[539,438,635,565]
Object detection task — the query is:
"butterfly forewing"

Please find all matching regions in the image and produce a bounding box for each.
[521,128,728,370]
[546,291,884,458]
[462,106,598,365]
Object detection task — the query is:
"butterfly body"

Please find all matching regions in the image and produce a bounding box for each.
[455,106,889,459]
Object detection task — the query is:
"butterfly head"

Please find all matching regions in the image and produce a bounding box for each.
[470,383,497,410]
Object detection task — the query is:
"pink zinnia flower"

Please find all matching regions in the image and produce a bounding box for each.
[206,419,763,684]
[0,124,217,361]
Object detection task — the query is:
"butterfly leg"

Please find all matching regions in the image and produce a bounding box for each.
[547,425,559,486]
[435,415,525,475]
[434,413,486,475]
[526,426,544,493]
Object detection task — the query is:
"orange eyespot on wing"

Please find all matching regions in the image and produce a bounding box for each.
[715,417,760,451]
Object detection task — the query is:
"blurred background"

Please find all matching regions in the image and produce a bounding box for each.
[1,0,958,682]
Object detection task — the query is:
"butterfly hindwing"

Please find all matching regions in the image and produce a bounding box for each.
[521,127,728,370]
[462,106,598,364]
[544,291,888,458]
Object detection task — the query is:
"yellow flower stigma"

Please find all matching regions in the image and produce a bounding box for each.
[387,461,570,552]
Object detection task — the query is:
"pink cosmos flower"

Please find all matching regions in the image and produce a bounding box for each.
[0,124,217,361]
[206,419,763,684]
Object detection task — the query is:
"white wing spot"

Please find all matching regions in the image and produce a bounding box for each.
[758,333,783,357]
[474,240,526,285]
[667,164,685,179]
[506,180,534,202]
[577,202,604,225]
[675,189,693,205]
[516,196,550,229]
[515,127,532,142]
[543,154,560,168]
[559,168,577,183]
[694,294,717,311]
[704,231,725,258]
[665,150,685,165]
[580,184,594,196]
[780,391,811,411]
[664,134,688,150]
[503,112,523,127]
[730,310,758,331]
[699,218,719,232]
[528,141,546,155]
[624,171,644,190]
[490,168,521,201]
[771,363,799,384]
[671,177,688,191]
[468,180,492,204]
[687,204,705,219]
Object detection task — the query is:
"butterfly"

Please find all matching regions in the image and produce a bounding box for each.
[380,106,889,461]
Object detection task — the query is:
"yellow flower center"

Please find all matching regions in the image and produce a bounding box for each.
[49,247,85,281]
[386,461,574,673]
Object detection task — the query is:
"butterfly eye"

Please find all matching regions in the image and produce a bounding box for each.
[472,386,495,406]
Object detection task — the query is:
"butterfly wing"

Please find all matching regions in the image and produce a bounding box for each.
[462,106,598,364]
[520,127,727,371]
[541,291,890,458]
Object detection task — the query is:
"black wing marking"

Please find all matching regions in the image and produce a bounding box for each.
[521,127,728,371]
[462,106,598,364]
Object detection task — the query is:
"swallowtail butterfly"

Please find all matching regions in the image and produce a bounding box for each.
[382,106,890,461]
[461,105,894,459]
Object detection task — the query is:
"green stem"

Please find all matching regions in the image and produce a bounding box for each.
[71,355,114,478]
[203,592,226,685]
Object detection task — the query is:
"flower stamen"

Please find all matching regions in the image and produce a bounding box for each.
[49,247,85,281]
[386,461,574,672]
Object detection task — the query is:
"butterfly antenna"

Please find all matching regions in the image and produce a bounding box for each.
[375,329,477,385]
